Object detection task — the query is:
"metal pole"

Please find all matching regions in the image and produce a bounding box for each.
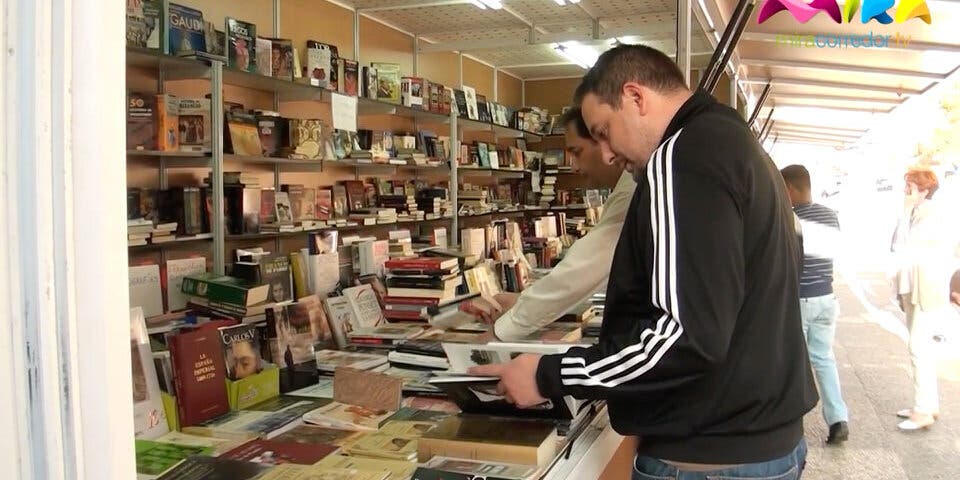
[729,73,738,109]
[758,106,774,139]
[521,79,526,107]
[354,10,361,62]
[413,35,419,75]
[273,0,280,36]
[210,60,225,275]
[699,0,755,94]
[761,120,775,143]
[746,82,771,126]
[449,106,459,247]
[457,52,463,87]
[677,0,692,86]
[493,68,499,102]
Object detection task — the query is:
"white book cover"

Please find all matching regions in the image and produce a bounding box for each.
[442,342,582,373]
[129,265,163,317]
[342,284,385,329]
[256,37,272,77]
[323,296,357,349]
[130,307,169,440]
[165,257,206,311]
[308,251,340,297]
[463,86,479,121]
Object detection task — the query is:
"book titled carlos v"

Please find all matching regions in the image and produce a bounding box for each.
[169,328,230,427]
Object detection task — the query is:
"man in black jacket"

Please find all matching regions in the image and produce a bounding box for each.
[470,44,818,478]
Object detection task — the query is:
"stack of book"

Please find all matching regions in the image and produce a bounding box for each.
[540,150,561,206]
[379,194,423,221]
[387,339,450,370]
[128,218,155,246]
[457,189,491,215]
[151,222,178,243]
[347,324,428,349]
[388,231,416,259]
[182,273,272,319]
[383,257,462,311]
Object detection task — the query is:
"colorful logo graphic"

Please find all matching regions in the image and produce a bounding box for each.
[758,0,932,24]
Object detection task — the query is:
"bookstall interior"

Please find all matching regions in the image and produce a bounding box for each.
[125,1,720,478]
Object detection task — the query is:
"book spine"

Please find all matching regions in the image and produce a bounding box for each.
[383,310,425,321]
[290,252,309,299]
[167,336,189,427]
[207,282,249,307]
[383,259,445,270]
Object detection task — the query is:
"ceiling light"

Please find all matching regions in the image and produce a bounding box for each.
[554,0,580,5]
[554,41,599,69]
[471,0,502,8]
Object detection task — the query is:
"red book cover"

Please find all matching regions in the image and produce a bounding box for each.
[384,257,456,271]
[316,188,332,221]
[343,180,367,212]
[168,328,230,427]
[384,310,426,321]
[221,439,337,465]
[382,296,440,306]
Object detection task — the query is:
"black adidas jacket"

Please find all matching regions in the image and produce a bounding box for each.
[536,91,818,464]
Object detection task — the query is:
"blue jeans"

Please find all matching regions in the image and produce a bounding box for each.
[800,294,849,426]
[633,439,807,480]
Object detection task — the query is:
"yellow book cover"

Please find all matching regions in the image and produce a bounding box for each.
[343,432,418,461]
[156,94,179,151]
[313,454,416,480]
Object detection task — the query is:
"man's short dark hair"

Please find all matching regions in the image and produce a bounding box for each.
[780,165,811,192]
[574,44,687,107]
[560,106,590,139]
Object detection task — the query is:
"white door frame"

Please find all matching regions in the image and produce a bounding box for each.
[1,1,134,478]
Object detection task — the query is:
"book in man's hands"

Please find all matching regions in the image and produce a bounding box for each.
[428,376,581,420]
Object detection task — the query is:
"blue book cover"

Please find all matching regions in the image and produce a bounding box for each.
[167,3,206,54]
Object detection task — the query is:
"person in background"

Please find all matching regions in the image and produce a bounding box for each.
[891,167,960,431]
[781,164,850,445]
[471,44,817,479]
[463,106,636,341]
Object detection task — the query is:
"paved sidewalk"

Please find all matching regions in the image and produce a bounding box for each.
[802,278,960,479]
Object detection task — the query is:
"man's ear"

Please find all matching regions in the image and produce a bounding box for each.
[621,82,645,114]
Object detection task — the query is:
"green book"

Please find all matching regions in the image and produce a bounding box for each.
[135,439,213,476]
[180,272,229,298]
[206,276,269,307]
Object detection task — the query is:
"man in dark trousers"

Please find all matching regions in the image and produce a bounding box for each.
[781,164,850,445]
[470,44,818,479]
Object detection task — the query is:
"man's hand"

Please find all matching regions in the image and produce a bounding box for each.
[468,354,546,408]
[951,291,960,308]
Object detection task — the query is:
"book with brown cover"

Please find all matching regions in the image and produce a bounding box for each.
[417,416,558,466]
[169,328,231,427]
[221,439,338,465]
[343,180,367,212]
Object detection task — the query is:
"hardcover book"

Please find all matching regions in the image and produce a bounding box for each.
[316,188,333,220]
[127,92,156,151]
[226,17,257,73]
[225,111,262,156]
[417,416,558,466]
[221,439,338,465]
[167,3,205,54]
[271,424,363,447]
[282,184,305,221]
[302,188,317,220]
[129,264,164,318]
[165,257,206,312]
[126,0,162,49]
[131,307,169,440]
[268,38,294,81]
[306,41,334,88]
[340,58,360,96]
[288,118,324,160]
[256,37,272,77]
[322,296,356,349]
[401,77,425,109]
[363,66,378,99]
[177,97,210,152]
[453,90,467,119]
[275,191,294,224]
[342,284,386,329]
[287,294,334,350]
[302,401,394,431]
[257,113,286,157]
[344,432,418,461]
[262,254,293,303]
[371,62,401,104]
[168,328,230,427]
[462,86,478,121]
[156,93,180,151]
[135,440,212,477]
[204,21,225,56]
[155,455,271,480]
[218,323,263,380]
[314,454,417,480]
[260,188,276,224]
[343,180,367,213]
[267,303,317,367]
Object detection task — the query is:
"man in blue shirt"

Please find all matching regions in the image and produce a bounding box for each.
[781,164,850,444]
